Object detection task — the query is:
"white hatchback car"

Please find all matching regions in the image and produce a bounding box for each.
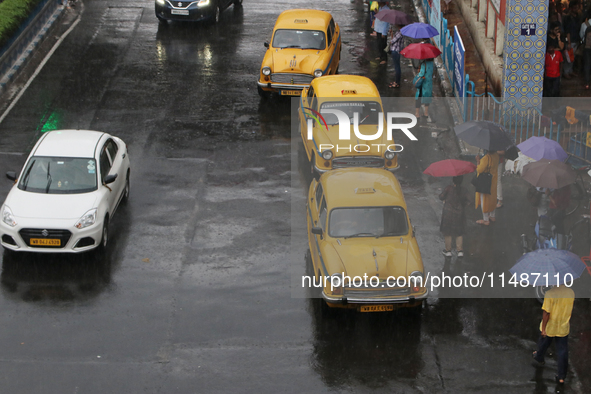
[0,130,130,253]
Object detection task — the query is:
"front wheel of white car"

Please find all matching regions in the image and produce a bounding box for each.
[99,217,109,251]
[122,171,130,204]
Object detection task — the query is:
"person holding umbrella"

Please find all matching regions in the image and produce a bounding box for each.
[423,159,476,257]
[532,284,575,385]
[439,176,471,257]
[413,50,434,121]
[373,2,390,64]
[475,151,500,225]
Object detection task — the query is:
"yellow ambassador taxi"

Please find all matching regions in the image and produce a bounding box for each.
[299,75,399,173]
[257,9,341,97]
[306,168,427,312]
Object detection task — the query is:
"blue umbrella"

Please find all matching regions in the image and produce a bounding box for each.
[510,249,586,286]
[517,136,568,162]
[401,23,439,39]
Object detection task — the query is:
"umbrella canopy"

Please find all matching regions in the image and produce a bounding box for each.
[423,159,476,177]
[401,22,439,38]
[517,136,568,162]
[521,159,576,189]
[510,249,586,286]
[374,9,413,25]
[400,43,441,59]
[454,120,514,151]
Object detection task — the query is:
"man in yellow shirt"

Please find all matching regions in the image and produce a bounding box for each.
[532,285,575,384]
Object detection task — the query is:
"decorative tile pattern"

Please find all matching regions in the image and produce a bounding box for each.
[502,0,548,109]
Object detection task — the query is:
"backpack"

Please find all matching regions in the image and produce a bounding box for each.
[526,186,542,208]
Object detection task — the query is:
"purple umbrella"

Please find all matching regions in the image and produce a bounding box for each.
[400,23,439,39]
[374,9,414,25]
[517,136,568,162]
[510,249,586,285]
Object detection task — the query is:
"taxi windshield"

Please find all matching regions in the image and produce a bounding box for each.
[329,206,408,238]
[18,156,98,194]
[320,101,382,125]
[272,29,326,50]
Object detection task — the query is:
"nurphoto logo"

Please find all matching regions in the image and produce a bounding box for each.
[303,107,418,153]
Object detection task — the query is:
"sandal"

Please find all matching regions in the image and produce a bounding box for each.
[380,60,387,65]
[388,82,399,88]
[476,220,490,225]
[496,201,503,208]
[489,217,496,222]
[555,375,565,384]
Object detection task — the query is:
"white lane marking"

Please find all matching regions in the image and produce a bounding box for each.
[0,14,82,126]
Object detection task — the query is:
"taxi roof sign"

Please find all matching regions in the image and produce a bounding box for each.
[294,19,308,23]
[355,187,375,194]
[341,89,357,95]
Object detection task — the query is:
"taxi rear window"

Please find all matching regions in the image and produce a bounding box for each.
[272,29,326,50]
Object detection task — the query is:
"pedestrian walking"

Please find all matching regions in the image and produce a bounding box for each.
[536,188,551,217]
[544,44,563,97]
[475,150,499,225]
[496,150,505,208]
[373,2,390,64]
[532,285,575,385]
[580,11,591,89]
[439,176,470,257]
[388,25,405,88]
[413,58,434,121]
[562,0,582,79]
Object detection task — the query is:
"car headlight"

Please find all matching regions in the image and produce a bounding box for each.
[156,0,165,5]
[330,274,343,296]
[385,149,397,160]
[409,271,424,291]
[321,150,333,160]
[314,69,323,78]
[75,209,97,229]
[197,0,210,6]
[2,205,16,227]
[262,67,271,76]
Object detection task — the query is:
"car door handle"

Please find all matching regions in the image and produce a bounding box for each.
[122,153,126,159]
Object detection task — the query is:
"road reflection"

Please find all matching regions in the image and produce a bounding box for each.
[309,299,423,388]
[1,250,113,303]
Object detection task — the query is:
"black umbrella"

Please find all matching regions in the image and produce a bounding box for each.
[454,121,515,151]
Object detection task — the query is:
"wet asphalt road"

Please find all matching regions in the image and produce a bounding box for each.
[0,0,590,392]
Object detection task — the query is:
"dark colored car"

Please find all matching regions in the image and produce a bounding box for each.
[155,0,242,23]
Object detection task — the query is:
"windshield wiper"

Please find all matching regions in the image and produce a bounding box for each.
[343,232,378,239]
[21,159,36,191]
[283,45,302,48]
[45,161,52,193]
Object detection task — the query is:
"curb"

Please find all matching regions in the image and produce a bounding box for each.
[0,2,66,96]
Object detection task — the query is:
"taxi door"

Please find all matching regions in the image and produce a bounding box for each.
[307,180,327,279]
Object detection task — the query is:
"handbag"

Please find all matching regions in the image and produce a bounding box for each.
[471,158,493,194]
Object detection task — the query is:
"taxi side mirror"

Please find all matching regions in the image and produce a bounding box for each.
[264,42,269,48]
[6,171,16,181]
[311,227,323,235]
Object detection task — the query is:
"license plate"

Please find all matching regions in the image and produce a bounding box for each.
[359,305,394,312]
[281,90,301,96]
[30,238,60,246]
[171,9,189,15]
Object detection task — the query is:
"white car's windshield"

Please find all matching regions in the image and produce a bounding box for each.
[18,156,98,194]
[329,206,408,238]
[320,101,382,125]
[272,29,326,50]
